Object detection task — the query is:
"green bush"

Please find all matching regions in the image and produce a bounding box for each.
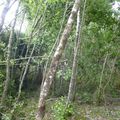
[52,97,74,120]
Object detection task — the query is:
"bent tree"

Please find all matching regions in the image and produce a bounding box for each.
[36,0,80,120]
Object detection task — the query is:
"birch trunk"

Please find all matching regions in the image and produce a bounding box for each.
[1,0,20,105]
[67,10,81,103]
[36,0,80,120]
[68,0,86,103]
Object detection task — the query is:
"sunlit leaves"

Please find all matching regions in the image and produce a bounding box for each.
[47,0,66,3]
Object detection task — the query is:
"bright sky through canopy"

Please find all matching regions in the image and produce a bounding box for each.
[0,0,119,33]
[112,1,120,11]
[0,0,28,33]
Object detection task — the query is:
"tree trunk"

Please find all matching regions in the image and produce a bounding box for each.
[36,0,80,120]
[25,3,47,57]
[67,0,86,103]
[11,11,26,81]
[1,0,20,105]
[17,44,36,101]
[67,10,81,103]
[41,1,68,90]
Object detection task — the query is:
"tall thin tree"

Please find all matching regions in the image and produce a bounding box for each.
[36,0,80,120]
[67,0,87,103]
[67,9,81,103]
[17,44,36,101]
[1,0,20,105]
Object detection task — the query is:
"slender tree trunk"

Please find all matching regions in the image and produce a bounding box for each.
[25,3,47,57]
[67,0,86,103]
[17,19,45,100]
[96,53,108,103]
[67,10,81,103]
[17,44,36,101]
[11,11,26,81]
[1,0,20,105]
[99,54,108,91]
[41,2,68,89]
[36,0,80,120]
[103,56,117,92]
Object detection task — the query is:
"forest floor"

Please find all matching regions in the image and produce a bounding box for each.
[72,104,120,120]
[21,97,120,120]
[2,93,120,120]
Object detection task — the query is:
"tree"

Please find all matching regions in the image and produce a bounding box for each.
[36,0,80,119]
[1,0,20,105]
[67,10,81,103]
[17,44,35,100]
[67,0,86,103]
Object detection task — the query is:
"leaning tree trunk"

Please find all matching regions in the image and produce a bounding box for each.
[36,0,80,120]
[17,44,36,101]
[1,0,20,105]
[67,10,81,103]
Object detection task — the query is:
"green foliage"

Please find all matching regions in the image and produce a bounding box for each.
[47,0,66,3]
[77,92,93,104]
[56,68,72,81]
[0,95,38,120]
[52,97,74,120]
[75,0,120,103]
[86,0,115,26]
[0,0,120,119]
[64,68,72,81]
[1,101,25,120]
[0,73,4,96]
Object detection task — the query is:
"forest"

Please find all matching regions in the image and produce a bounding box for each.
[0,0,120,120]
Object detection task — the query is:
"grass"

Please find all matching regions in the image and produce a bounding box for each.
[1,95,120,120]
[73,104,120,120]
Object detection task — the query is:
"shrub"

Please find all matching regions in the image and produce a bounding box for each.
[52,97,74,120]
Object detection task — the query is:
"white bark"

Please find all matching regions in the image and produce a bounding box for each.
[41,2,68,90]
[36,0,80,120]
[1,0,20,105]
[67,10,81,103]
[67,0,87,103]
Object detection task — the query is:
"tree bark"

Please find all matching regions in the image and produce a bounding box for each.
[67,0,86,103]
[67,10,81,103]
[17,44,35,101]
[11,11,26,81]
[36,0,80,120]
[25,3,47,57]
[41,2,68,89]
[1,0,20,105]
